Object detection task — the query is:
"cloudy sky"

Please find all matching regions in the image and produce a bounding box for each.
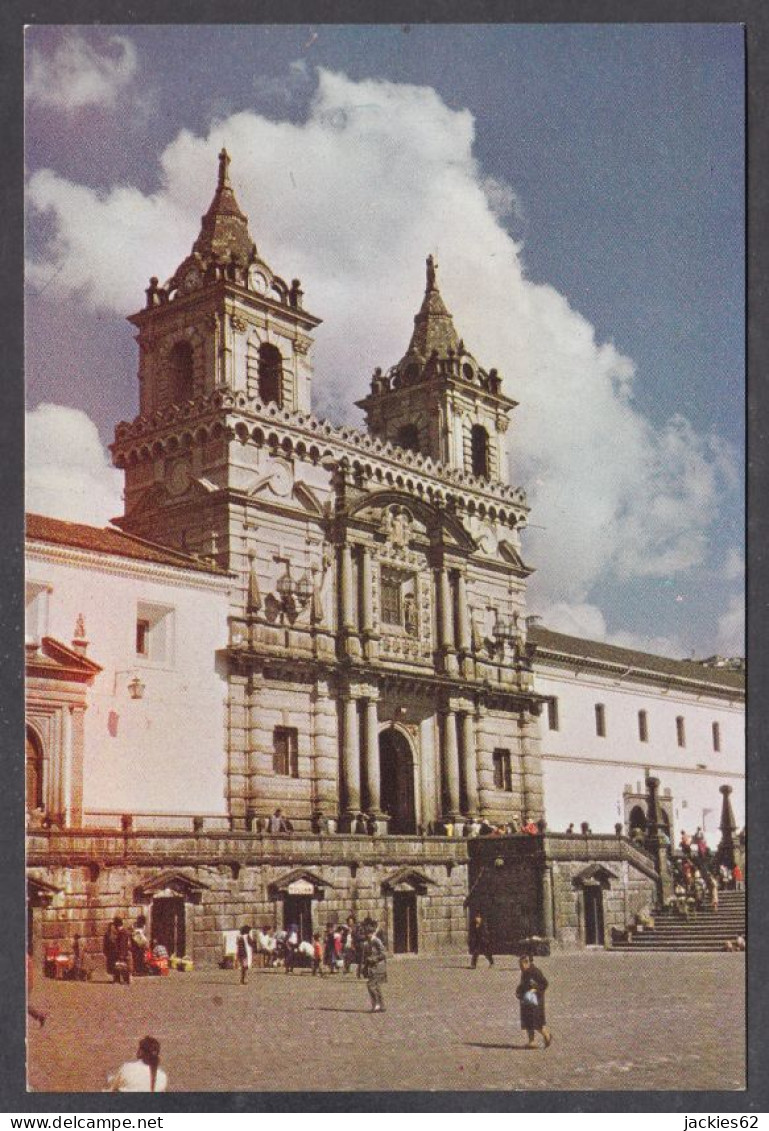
[24,24,744,659]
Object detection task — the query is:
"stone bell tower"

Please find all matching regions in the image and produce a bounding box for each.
[356,255,517,482]
[113,149,322,561]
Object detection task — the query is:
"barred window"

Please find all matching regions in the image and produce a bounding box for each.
[638,710,648,743]
[381,578,401,626]
[273,727,299,778]
[547,698,559,731]
[676,716,686,748]
[712,721,721,752]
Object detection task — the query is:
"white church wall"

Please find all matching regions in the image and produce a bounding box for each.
[26,545,231,817]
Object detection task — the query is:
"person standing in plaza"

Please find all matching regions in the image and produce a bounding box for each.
[236,924,252,984]
[102,916,122,979]
[361,922,387,1012]
[515,954,552,1049]
[468,911,494,968]
[113,920,133,985]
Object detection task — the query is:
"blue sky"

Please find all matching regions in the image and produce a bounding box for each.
[24,24,745,658]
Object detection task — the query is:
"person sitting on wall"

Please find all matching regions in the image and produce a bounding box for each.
[565,823,575,836]
[580,821,592,835]
[522,817,539,836]
[353,812,367,835]
[269,808,288,834]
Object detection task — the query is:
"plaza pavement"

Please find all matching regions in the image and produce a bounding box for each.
[27,951,745,1093]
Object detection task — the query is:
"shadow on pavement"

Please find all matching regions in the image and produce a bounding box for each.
[465,1041,535,1051]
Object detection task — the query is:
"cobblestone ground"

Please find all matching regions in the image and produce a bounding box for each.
[27,952,745,1093]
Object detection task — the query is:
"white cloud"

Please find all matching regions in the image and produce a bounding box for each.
[716,593,744,657]
[26,404,123,525]
[25,67,738,615]
[723,547,744,582]
[26,32,138,112]
[538,601,685,659]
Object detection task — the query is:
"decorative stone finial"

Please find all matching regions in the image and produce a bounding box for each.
[74,613,86,640]
[218,147,231,189]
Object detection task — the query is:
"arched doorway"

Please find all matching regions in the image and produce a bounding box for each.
[379,728,416,834]
[26,726,44,813]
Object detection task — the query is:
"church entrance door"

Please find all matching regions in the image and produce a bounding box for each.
[584,885,605,946]
[379,728,416,834]
[283,895,313,942]
[392,891,419,953]
[151,896,186,957]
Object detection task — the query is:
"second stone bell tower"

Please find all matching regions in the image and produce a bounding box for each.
[356,255,518,482]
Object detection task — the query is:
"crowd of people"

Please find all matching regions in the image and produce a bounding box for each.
[102,915,174,983]
[249,807,546,838]
[234,914,384,979]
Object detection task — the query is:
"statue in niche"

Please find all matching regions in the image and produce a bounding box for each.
[403,593,417,637]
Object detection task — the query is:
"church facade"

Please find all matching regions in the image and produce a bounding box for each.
[26,152,741,963]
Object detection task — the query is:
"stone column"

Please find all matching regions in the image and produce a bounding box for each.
[62,705,73,828]
[541,863,555,941]
[419,716,439,830]
[441,709,461,818]
[645,775,674,905]
[363,696,381,814]
[360,547,373,634]
[339,543,355,630]
[456,572,471,652]
[340,695,361,820]
[436,567,458,675]
[70,706,85,827]
[718,784,737,868]
[460,711,477,816]
[520,709,544,821]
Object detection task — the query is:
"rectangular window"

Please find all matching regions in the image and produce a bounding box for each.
[135,602,175,663]
[712,721,721,752]
[380,576,402,626]
[492,748,513,792]
[594,703,606,738]
[273,727,299,778]
[136,619,150,656]
[547,698,559,731]
[676,716,686,748]
[638,710,648,743]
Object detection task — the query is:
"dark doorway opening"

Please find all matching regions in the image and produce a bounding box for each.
[379,728,416,834]
[584,885,605,946]
[283,895,313,942]
[393,891,419,953]
[151,896,186,957]
[628,804,647,838]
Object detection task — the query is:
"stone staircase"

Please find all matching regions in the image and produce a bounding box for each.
[611,890,746,952]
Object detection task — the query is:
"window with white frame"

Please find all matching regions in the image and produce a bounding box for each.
[135,602,175,664]
[712,721,721,752]
[676,715,686,748]
[547,698,560,731]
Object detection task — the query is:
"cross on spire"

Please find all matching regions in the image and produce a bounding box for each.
[218,147,231,189]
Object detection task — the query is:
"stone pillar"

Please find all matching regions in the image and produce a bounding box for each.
[70,706,85,827]
[456,572,471,652]
[62,705,73,828]
[541,864,555,941]
[341,695,361,820]
[311,679,339,826]
[718,784,738,869]
[520,709,544,821]
[645,775,674,905]
[419,716,439,830]
[359,546,378,661]
[339,543,355,630]
[363,696,381,814]
[441,709,461,819]
[460,711,477,816]
[436,567,458,674]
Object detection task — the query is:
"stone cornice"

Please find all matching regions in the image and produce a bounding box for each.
[27,539,234,592]
[112,390,528,522]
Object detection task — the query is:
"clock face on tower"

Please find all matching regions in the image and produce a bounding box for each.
[249,268,268,294]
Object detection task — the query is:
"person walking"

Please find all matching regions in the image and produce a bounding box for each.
[468,911,494,968]
[515,954,552,1049]
[112,919,133,985]
[107,1036,167,1092]
[236,924,252,984]
[103,916,122,980]
[361,922,387,1012]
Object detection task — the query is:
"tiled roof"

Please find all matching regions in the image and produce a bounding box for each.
[529,624,744,693]
[26,514,229,576]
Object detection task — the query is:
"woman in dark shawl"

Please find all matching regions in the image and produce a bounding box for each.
[515,954,552,1048]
